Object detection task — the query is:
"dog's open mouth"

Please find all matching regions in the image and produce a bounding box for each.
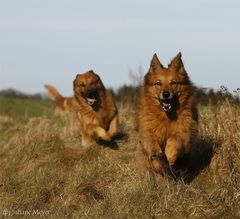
[160,98,173,112]
[82,90,98,106]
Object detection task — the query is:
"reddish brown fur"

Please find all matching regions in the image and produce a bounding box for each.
[73,70,118,147]
[138,53,198,175]
[44,85,79,114]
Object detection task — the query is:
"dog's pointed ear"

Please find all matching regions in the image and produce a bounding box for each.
[149,53,164,72]
[169,52,184,71]
[144,73,150,85]
[88,69,95,75]
[88,70,101,80]
[73,74,79,88]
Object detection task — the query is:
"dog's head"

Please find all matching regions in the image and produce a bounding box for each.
[144,52,191,113]
[73,70,105,106]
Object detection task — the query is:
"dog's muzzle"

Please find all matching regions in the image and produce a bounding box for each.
[159,91,174,112]
[83,90,98,105]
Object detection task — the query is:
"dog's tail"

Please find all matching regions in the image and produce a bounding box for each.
[44,84,64,103]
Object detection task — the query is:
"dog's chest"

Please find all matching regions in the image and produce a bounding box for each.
[155,119,169,146]
[154,115,179,147]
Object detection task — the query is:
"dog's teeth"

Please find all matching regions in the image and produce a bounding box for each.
[163,103,170,107]
[163,105,171,112]
[86,98,96,105]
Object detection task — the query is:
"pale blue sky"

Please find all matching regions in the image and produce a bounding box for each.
[0,0,240,96]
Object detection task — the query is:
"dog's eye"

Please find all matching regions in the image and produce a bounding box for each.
[79,82,85,87]
[170,80,177,85]
[155,81,162,86]
[90,81,97,86]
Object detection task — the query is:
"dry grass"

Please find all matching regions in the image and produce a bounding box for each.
[0,100,240,218]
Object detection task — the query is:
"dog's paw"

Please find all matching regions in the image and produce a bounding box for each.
[96,128,112,142]
[149,152,168,175]
[149,151,164,161]
[101,132,111,142]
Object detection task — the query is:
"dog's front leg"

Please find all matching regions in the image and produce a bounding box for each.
[107,114,118,138]
[164,137,183,166]
[87,124,111,142]
[141,136,166,174]
[141,134,162,158]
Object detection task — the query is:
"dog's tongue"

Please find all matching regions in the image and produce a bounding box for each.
[86,97,96,105]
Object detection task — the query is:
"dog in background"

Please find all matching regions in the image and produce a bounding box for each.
[138,52,198,175]
[73,70,118,147]
[44,85,79,114]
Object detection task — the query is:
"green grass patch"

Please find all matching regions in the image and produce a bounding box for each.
[0,98,54,121]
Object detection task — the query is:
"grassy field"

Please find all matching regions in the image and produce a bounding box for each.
[0,98,240,218]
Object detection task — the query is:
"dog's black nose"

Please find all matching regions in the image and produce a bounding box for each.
[85,90,97,97]
[162,91,170,99]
